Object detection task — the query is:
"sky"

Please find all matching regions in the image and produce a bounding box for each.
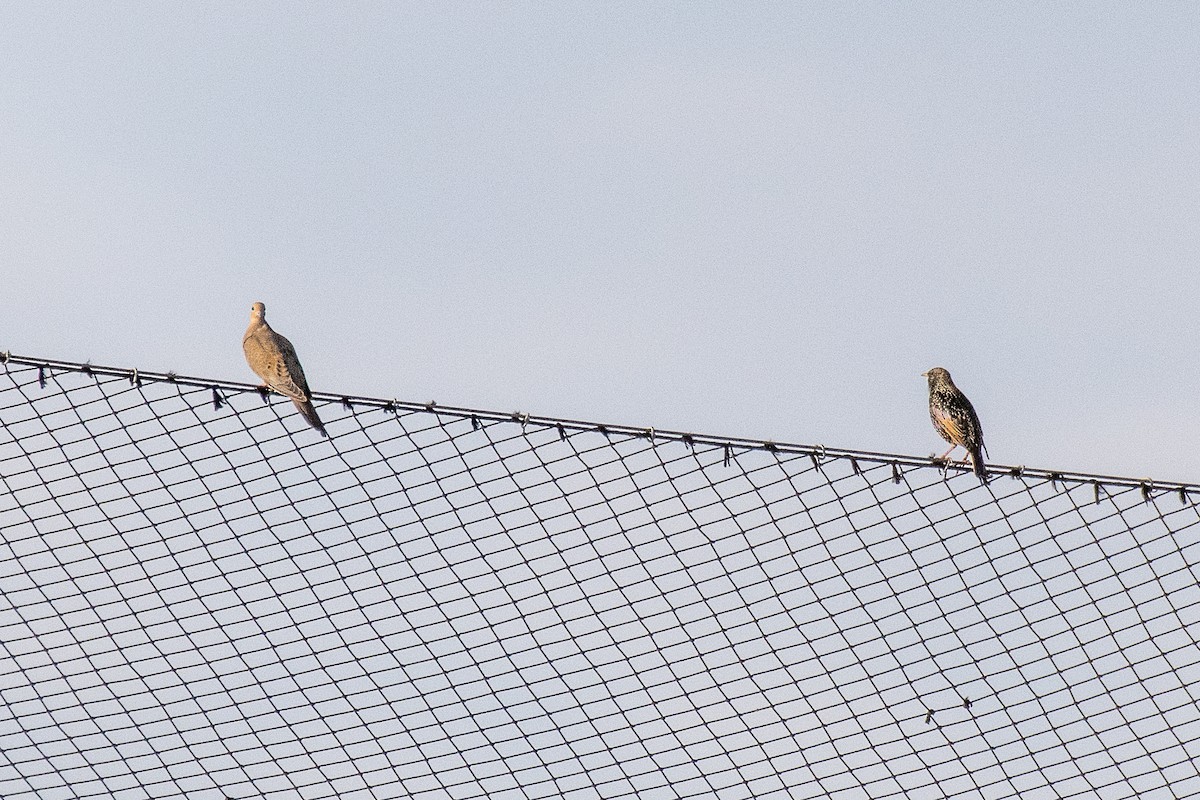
[1,3,1198,482]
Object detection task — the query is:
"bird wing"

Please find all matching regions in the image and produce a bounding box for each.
[271,333,312,400]
[963,402,984,453]
[244,328,310,402]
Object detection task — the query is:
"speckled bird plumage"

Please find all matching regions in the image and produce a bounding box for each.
[243,301,328,437]
[923,367,986,480]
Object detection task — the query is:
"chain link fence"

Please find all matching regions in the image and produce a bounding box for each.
[0,355,1197,799]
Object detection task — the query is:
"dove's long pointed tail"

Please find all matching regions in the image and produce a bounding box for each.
[293,399,329,437]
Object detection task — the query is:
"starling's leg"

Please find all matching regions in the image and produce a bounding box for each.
[939,445,958,461]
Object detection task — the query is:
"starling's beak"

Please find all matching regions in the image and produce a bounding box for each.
[920,371,928,378]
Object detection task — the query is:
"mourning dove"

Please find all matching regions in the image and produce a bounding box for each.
[242,301,328,437]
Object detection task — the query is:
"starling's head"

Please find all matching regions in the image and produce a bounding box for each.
[250,301,266,322]
[922,367,952,388]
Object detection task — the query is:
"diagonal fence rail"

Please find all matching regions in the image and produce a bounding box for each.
[0,353,1196,800]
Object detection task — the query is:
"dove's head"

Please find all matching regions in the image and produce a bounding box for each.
[249,302,266,323]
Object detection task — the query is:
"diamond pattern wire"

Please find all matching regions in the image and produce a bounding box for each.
[0,355,1198,800]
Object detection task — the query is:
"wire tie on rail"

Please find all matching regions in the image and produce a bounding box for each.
[597,424,609,439]
[425,400,437,412]
[257,386,270,404]
[810,446,826,472]
[682,434,694,450]
[892,462,901,484]
[723,444,732,467]
[472,415,481,431]
[1141,482,1152,503]
[1179,486,1188,506]
[212,388,223,410]
[556,423,566,440]
[38,366,46,388]
[1093,481,1102,504]
[851,458,861,476]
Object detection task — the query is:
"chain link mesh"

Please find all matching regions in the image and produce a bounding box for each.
[0,356,1197,799]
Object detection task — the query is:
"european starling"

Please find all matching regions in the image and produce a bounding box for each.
[923,367,986,480]
[243,301,328,437]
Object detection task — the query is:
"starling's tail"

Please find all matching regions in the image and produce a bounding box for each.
[970,446,987,482]
[293,399,329,437]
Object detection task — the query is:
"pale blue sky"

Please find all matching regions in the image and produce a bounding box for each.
[2,3,1198,480]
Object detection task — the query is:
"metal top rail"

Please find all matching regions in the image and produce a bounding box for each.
[2,350,1193,495]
